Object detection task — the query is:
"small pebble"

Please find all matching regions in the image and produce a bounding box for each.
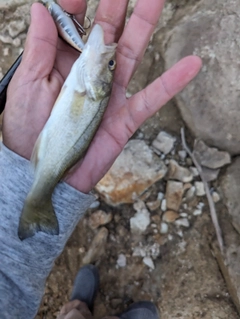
[146,199,161,211]
[160,222,168,234]
[165,181,184,211]
[193,209,202,216]
[212,191,220,203]
[152,131,176,154]
[194,181,206,196]
[163,210,179,223]
[117,254,126,267]
[176,230,183,237]
[178,240,187,253]
[138,132,144,139]
[130,209,150,234]
[167,159,193,182]
[151,214,161,224]
[3,47,9,56]
[175,218,190,228]
[178,150,187,160]
[180,212,188,218]
[161,198,167,211]
[190,166,199,177]
[155,52,160,61]
[186,158,193,166]
[88,210,112,229]
[183,183,192,192]
[161,154,166,160]
[126,91,132,98]
[12,38,21,47]
[132,247,146,257]
[89,200,100,209]
[185,186,196,201]
[197,202,205,209]
[143,256,155,270]
[157,192,164,201]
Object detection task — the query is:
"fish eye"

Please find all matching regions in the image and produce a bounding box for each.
[108,60,116,71]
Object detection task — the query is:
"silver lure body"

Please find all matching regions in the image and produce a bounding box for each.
[40,0,85,52]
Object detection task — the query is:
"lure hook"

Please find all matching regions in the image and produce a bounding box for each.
[64,12,86,36]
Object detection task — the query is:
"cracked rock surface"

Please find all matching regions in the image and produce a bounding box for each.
[1,0,240,318]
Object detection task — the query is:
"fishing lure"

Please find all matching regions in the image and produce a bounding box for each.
[0,0,89,114]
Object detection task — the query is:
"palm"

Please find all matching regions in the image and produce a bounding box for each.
[3,0,202,194]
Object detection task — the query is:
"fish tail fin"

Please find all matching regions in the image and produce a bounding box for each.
[18,198,59,241]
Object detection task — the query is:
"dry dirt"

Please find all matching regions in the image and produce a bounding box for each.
[0,1,239,319]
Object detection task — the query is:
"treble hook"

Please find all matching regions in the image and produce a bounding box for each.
[64,12,92,36]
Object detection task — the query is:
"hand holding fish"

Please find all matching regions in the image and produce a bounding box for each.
[3,0,202,202]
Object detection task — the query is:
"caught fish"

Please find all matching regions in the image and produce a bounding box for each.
[18,24,117,240]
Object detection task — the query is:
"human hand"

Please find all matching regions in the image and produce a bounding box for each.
[2,0,202,194]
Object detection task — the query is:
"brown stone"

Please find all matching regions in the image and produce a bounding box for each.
[88,210,112,230]
[165,181,184,211]
[82,227,108,264]
[146,199,161,211]
[162,210,180,223]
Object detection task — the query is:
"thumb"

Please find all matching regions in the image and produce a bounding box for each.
[21,2,58,79]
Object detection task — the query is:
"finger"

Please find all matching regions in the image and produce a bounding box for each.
[94,0,129,43]
[127,56,202,131]
[21,3,58,79]
[115,0,165,88]
[58,0,87,25]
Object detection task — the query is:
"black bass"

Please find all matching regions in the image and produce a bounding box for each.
[18,24,117,240]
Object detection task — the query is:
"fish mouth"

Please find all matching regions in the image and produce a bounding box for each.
[86,24,117,53]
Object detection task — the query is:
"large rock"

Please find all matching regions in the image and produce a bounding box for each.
[161,0,240,155]
[220,157,240,235]
[219,157,240,312]
[95,140,167,205]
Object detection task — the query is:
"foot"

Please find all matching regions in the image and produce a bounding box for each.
[70,264,99,313]
[117,301,160,319]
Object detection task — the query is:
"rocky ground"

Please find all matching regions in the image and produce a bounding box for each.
[1,0,240,319]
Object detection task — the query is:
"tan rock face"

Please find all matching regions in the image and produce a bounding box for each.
[95,140,167,205]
